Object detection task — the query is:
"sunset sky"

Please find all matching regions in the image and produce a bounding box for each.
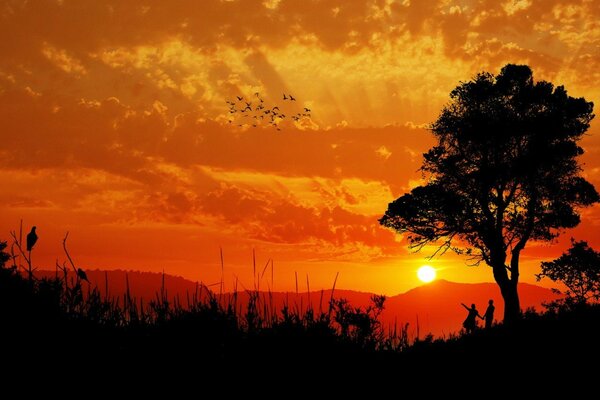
[1,0,599,294]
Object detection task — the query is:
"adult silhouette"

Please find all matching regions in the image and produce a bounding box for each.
[26,226,38,251]
[483,299,495,329]
[461,303,483,333]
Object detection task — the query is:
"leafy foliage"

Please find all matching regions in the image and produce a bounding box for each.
[537,239,600,303]
[381,64,597,261]
[0,241,9,268]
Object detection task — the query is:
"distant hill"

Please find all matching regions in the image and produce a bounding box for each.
[34,269,212,304]
[34,270,560,337]
[379,279,560,338]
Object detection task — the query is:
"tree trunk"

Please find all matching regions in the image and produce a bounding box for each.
[499,280,520,324]
[491,261,521,324]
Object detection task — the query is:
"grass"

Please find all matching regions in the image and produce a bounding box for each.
[0,239,399,374]
[1,239,599,392]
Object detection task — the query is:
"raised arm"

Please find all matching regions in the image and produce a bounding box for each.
[461,303,470,311]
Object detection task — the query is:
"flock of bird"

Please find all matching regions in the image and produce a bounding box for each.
[226,92,312,130]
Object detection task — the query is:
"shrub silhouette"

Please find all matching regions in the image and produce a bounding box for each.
[537,239,600,304]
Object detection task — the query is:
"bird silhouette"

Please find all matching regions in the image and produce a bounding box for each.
[283,94,288,100]
[304,107,311,112]
[26,226,38,251]
[289,95,296,101]
[77,268,90,283]
[236,96,243,101]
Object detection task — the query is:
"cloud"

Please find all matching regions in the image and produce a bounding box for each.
[1,0,600,282]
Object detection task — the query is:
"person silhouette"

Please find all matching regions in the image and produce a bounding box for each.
[461,303,483,333]
[483,299,495,329]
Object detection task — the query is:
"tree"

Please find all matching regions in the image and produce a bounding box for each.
[537,240,600,303]
[380,64,599,323]
[0,241,9,268]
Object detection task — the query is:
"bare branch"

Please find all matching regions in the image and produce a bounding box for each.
[62,232,78,274]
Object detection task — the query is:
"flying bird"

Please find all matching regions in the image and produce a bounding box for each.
[77,268,90,283]
[289,95,296,101]
[237,96,243,101]
[283,94,288,100]
[304,107,311,112]
[26,226,38,251]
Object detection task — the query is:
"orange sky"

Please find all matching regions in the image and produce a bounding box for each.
[1,0,599,294]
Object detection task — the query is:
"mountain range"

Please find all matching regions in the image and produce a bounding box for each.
[35,269,560,338]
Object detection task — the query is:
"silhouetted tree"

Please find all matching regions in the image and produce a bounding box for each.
[537,239,600,303]
[380,64,599,323]
[0,241,9,268]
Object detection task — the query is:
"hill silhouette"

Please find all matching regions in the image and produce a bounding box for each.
[35,269,212,303]
[5,265,595,394]
[380,279,560,337]
[35,270,559,336]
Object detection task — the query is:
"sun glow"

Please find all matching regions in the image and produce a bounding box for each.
[417,265,436,283]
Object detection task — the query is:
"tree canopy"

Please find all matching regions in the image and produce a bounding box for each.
[380,64,599,322]
[537,240,600,303]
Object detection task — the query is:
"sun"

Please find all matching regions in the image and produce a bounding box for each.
[417,265,436,283]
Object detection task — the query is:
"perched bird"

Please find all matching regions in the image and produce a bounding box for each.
[77,268,90,283]
[26,226,38,251]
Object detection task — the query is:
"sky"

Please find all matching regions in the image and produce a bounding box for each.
[1,0,599,294]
